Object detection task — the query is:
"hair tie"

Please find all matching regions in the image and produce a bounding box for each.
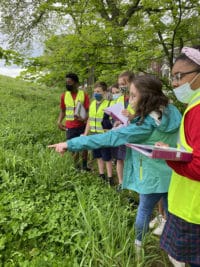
[181,47,200,66]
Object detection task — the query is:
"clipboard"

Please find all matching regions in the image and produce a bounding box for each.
[126,143,193,162]
[104,102,128,125]
[74,101,87,120]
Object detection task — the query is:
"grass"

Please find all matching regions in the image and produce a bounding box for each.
[0,75,172,266]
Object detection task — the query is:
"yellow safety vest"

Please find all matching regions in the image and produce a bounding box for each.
[116,95,135,115]
[109,99,116,106]
[89,99,109,133]
[168,92,200,224]
[64,90,85,121]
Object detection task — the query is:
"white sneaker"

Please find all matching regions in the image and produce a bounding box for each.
[149,214,163,229]
[134,240,142,262]
[152,218,166,236]
[168,255,185,267]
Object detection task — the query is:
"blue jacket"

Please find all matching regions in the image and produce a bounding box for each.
[68,104,182,194]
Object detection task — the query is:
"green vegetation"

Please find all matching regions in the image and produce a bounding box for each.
[1,1,200,87]
[0,75,170,266]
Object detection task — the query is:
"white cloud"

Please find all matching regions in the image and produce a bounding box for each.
[0,65,24,77]
[0,59,25,78]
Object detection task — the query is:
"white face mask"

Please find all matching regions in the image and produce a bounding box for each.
[112,93,121,100]
[173,73,200,103]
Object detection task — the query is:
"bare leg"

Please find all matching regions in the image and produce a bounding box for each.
[106,160,113,178]
[72,152,80,168]
[82,150,90,170]
[116,159,124,184]
[158,198,166,219]
[97,158,105,175]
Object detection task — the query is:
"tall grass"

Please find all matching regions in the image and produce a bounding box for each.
[0,75,171,266]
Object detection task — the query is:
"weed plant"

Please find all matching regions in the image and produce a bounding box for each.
[0,75,171,266]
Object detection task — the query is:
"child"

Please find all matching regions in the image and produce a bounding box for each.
[159,46,200,267]
[83,81,113,185]
[57,72,90,171]
[49,74,182,260]
[113,71,135,191]
[109,83,123,188]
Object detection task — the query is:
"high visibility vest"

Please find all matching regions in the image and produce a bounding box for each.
[64,90,85,121]
[116,95,135,115]
[168,92,200,224]
[89,99,109,133]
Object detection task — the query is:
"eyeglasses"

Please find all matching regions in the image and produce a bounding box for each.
[171,69,200,83]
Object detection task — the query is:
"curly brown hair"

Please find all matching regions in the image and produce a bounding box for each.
[131,74,169,125]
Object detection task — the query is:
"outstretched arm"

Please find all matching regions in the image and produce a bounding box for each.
[48,142,68,155]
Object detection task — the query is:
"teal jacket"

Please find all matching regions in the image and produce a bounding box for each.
[68,104,182,194]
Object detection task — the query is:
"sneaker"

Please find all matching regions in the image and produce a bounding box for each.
[108,177,115,186]
[116,183,122,192]
[99,174,106,181]
[168,255,185,267]
[134,240,143,262]
[149,214,163,229]
[82,166,91,172]
[152,218,166,236]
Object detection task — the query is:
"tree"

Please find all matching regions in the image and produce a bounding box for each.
[0,0,200,86]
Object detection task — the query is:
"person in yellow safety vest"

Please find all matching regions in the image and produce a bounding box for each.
[48,74,181,263]
[83,81,114,185]
[160,46,200,267]
[113,71,135,192]
[57,72,90,171]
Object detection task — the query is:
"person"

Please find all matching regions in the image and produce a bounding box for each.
[110,83,121,103]
[49,74,182,260]
[83,81,114,185]
[114,71,135,191]
[159,46,200,267]
[109,83,123,188]
[57,72,90,171]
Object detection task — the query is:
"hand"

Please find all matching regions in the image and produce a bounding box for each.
[57,122,66,131]
[75,115,89,123]
[121,109,134,121]
[121,109,130,117]
[48,142,68,155]
[113,120,122,127]
[154,142,169,148]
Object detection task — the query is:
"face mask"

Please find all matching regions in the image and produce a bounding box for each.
[66,84,74,91]
[173,73,200,103]
[93,93,103,101]
[112,93,121,100]
[120,86,128,94]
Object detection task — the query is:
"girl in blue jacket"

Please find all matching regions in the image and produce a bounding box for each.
[49,74,182,256]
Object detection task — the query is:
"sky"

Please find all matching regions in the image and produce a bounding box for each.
[0,59,24,78]
[0,32,44,78]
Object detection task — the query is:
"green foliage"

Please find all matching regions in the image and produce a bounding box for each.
[0,75,171,266]
[1,1,200,86]
[0,47,23,65]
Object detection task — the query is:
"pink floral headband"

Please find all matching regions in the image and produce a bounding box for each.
[181,47,200,66]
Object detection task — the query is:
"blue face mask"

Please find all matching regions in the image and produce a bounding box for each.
[112,93,121,100]
[93,93,103,101]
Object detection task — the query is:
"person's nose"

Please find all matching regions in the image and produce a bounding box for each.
[171,80,179,88]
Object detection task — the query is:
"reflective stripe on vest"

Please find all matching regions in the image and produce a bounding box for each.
[168,92,200,224]
[89,99,109,133]
[64,90,85,121]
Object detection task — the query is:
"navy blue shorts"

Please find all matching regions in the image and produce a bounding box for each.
[111,145,126,160]
[93,147,112,161]
[66,126,86,140]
